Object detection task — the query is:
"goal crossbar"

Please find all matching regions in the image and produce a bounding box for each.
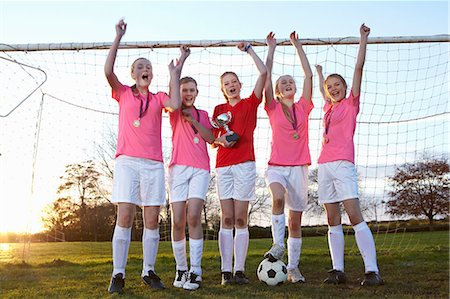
[1,35,449,52]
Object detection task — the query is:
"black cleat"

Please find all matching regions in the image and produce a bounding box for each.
[361,271,384,286]
[234,271,249,285]
[221,271,234,285]
[108,273,125,294]
[323,269,347,285]
[142,270,165,290]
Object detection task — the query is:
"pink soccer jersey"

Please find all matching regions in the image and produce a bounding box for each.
[265,97,314,166]
[112,84,168,162]
[318,90,360,164]
[169,107,212,171]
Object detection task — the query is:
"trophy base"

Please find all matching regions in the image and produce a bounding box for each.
[226,134,240,142]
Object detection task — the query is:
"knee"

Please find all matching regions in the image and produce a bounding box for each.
[273,197,284,211]
[235,217,247,228]
[187,214,200,228]
[117,212,134,227]
[288,216,301,230]
[222,216,234,228]
[327,214,341,227]
[172,218,185,232]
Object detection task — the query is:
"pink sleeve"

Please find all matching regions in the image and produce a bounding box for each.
[348,90,360,106]
[156,91,170,108]
[264,97,277,113]
[200,110,213,129]
[298,96,314,115]
[112,84,127,102]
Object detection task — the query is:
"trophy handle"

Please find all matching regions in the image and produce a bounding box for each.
[210,118,220,129]
[227,111,232,122]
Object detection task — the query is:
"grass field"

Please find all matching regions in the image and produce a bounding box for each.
[0,231,448,298]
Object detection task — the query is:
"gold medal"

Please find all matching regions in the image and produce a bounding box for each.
[293,133,299,140]
[193,136,199,144]
[323,137,329,144]
[133,119,140,127]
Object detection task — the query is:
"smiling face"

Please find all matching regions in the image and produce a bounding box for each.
[131,58,153,88]
[325,74,347,103]
[275,75,297,100]
[220,72,241,101]
[180,80,198,107]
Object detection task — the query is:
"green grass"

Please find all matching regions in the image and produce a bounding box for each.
[0,231,448,298]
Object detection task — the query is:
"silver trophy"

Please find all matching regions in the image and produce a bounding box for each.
[211,112,240,142]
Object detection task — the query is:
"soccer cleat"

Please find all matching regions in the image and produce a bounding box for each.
[287,267,306,283]
[173,269,188,288]
[264,244,285,261]
[234,271,250,285]
[183,272,202,290]
[323,269,347,285]
[108,273,125,294]
[361,271,384,286]
[221,271,235,285]
[142,270,165,290]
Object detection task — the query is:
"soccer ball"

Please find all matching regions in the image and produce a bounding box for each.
[257,258,288,286]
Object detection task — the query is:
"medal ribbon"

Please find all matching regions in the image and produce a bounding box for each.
[324,107,334,135]
[132,86,150,121]
[191,107,200,134]
[282,103,297,131]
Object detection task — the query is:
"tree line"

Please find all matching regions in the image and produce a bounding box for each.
[41,155,449,241]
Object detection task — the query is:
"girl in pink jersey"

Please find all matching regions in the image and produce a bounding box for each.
[263,31,313,283]
[168,76,214,290]
[212,42,267,285]
[105,19,189,294]
[317,24,384,287]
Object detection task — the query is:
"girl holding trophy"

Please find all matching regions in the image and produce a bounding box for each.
[211,42,267,285]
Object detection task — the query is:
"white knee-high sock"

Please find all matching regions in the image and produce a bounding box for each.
[234,227,249,273]
[353,222,379,273]
[189,238,203,275]
[271,214,286,248]
[328,224,345,271]
[112,225,132,277]
[219,228,233,272]
[287,237,302,270]
[172,239,188,271]
[142,227,160,276]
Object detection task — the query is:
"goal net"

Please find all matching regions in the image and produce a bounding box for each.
[0,36,448,241]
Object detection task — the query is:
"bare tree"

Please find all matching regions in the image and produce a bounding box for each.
[386,155,449,230]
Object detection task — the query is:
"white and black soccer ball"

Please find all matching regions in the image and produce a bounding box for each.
[257,258,288,286]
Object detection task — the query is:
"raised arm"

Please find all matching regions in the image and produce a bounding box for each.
[290,31,313,104]
[315,64,330,103]
[264,32,276,107]
[104,19,126,92]
[352,23,370,97]
[237,42,267,99]
[166,45,191,112]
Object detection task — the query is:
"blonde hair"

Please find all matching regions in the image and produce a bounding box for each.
[274,75,295,101]
[220,71,240,101]
[130,57,151,75]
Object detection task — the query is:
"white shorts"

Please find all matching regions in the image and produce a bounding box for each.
[318,160,359,205]
[112,155,166,206]
[168,165,210,203]
[265,165,308,212]
[216,161,256,201]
